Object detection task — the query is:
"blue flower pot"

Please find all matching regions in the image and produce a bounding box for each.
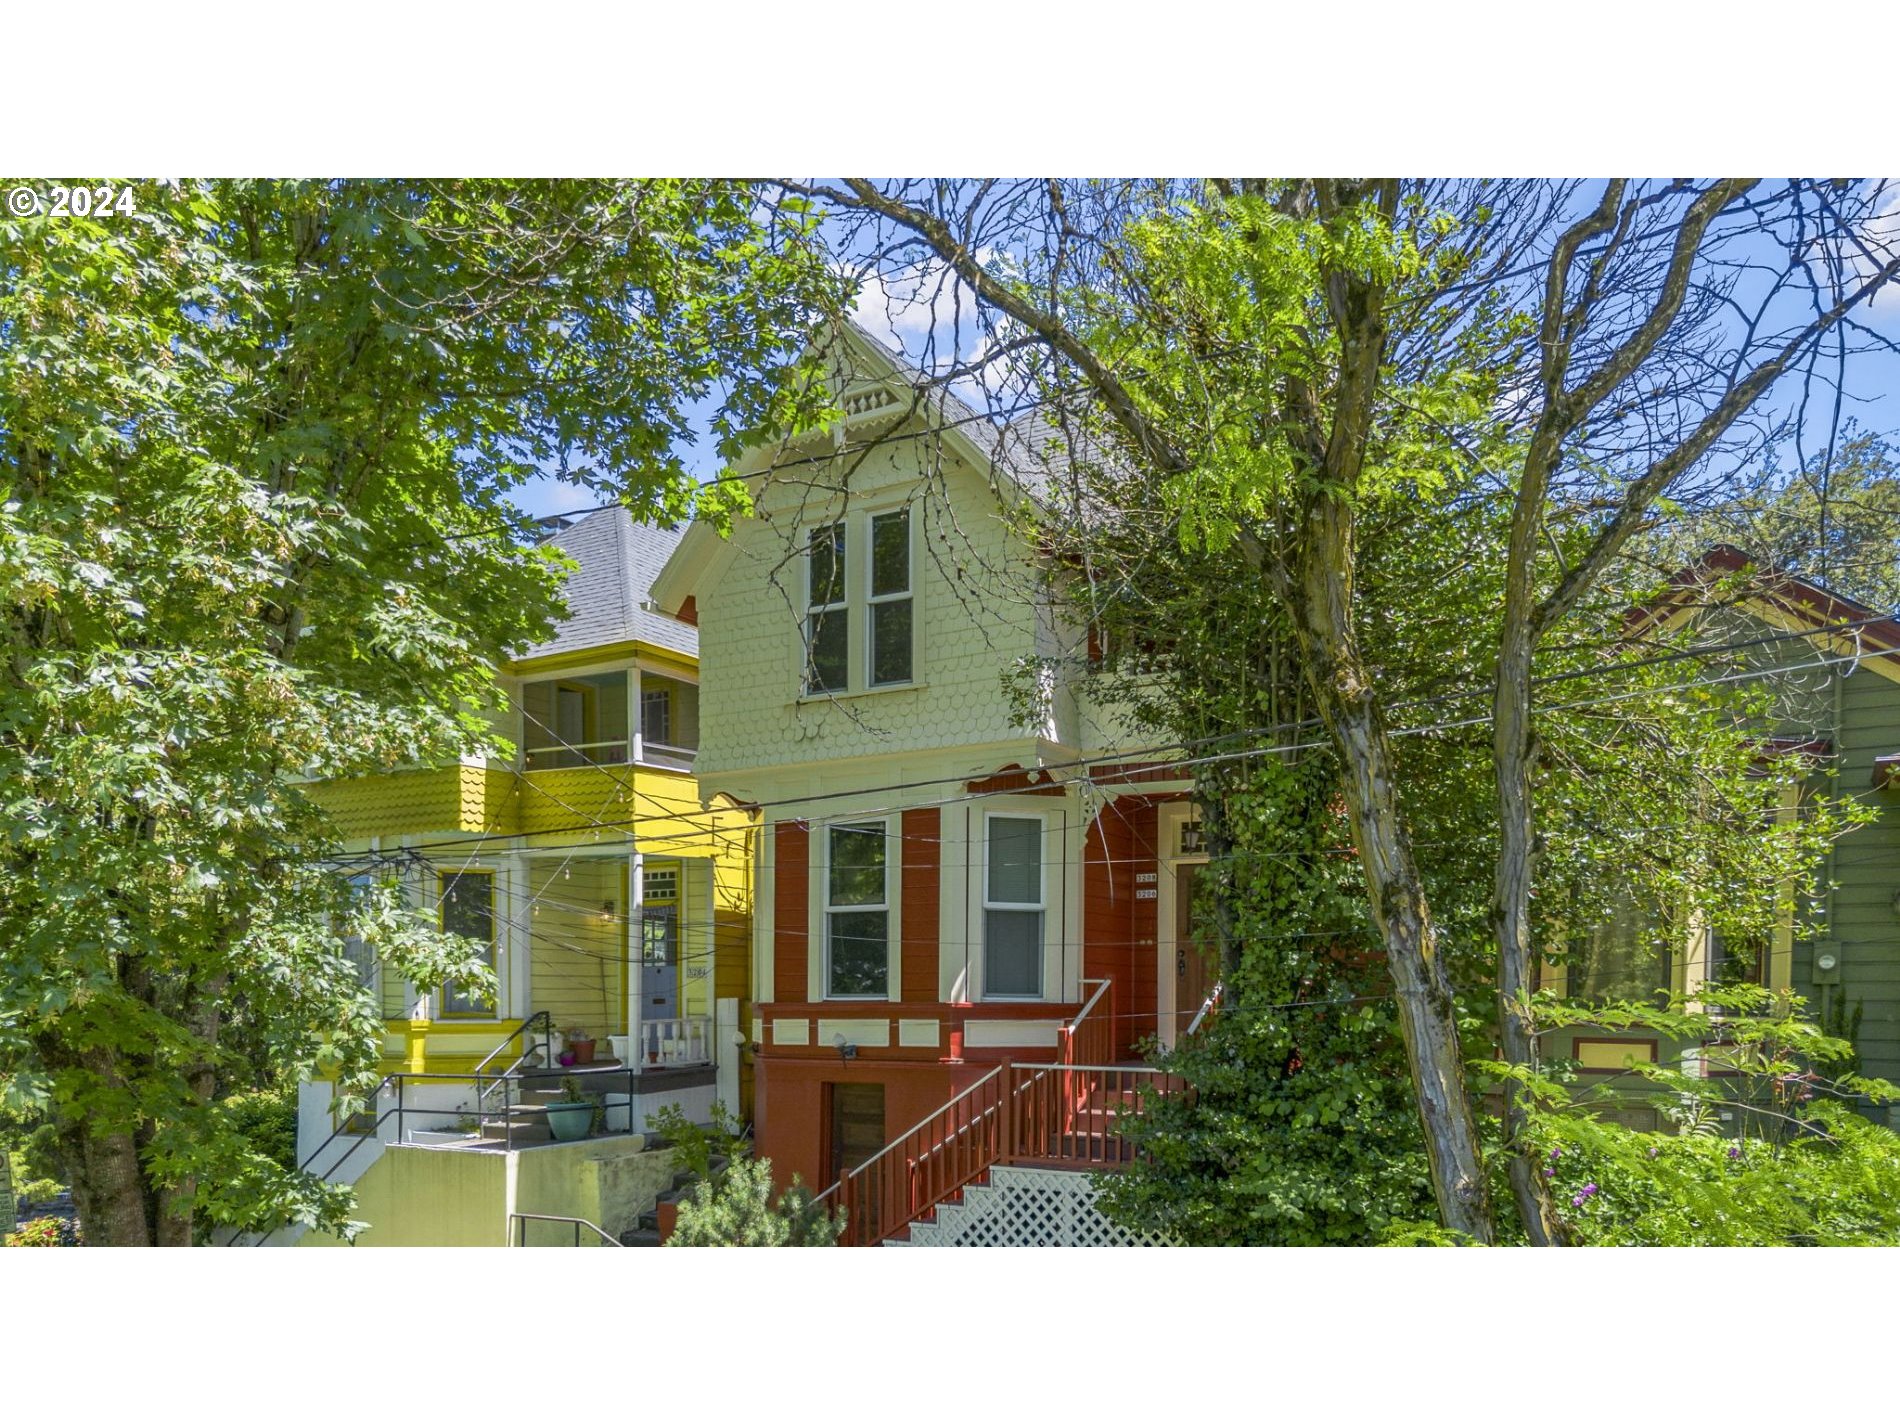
[547,1102,594,1142]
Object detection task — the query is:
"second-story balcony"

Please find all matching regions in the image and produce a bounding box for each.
[520,668,698,773]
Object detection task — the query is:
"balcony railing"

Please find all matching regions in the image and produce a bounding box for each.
[525,740,629,771]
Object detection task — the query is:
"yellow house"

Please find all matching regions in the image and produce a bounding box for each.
[281,509,756,1245]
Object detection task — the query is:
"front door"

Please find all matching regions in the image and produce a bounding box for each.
[639,908,678,1061]
[1174,862,1217,1037]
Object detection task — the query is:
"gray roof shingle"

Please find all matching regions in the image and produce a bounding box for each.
[517,507,698,662]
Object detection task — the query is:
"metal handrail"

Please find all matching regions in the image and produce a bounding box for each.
[1070,977,1112,1026]
[1185,980,1224,1037]
[509,1212,624,1247]
[472,1010,554,1078]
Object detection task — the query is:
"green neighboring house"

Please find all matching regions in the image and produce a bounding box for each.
[1539,546,1900,1121]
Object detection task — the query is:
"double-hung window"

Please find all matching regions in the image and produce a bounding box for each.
[805,523,848,694]
[802,510,914,695]
[826,822,889,997]
[641,686,672,747]
[438,869,497,1016]
[341,873,378,996]
[868,509,912,686]
[984,815,1044,997]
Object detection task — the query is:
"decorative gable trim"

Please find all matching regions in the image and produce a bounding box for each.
[1625,545,1900,685]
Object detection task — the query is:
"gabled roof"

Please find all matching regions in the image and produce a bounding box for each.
[650,319,1092,615]
[516,506,697,663]
[1626,544,1900,679]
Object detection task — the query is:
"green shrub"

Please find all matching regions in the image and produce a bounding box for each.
[1472,985,1900,1246]
[647,1102,839,1246]
[222,1087,298,1172]
[666,1157,839,1247]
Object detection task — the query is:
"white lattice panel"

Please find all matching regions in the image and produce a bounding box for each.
[890,1166,1169,1248]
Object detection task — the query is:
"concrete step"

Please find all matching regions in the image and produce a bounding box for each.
[478,1119,553,1144]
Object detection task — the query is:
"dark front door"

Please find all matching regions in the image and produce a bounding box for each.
[1175,862,1216,1035]
[828,1082,885,1185]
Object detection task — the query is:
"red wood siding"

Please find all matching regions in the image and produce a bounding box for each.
[774,820,809,1002]
[900,807,940,1004]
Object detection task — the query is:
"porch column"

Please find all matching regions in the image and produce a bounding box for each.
[507,852,531,1021]
[625,843,645,1062]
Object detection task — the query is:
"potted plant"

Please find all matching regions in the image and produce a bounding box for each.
[565,1026,596,1066]
[545,1076,595,1142]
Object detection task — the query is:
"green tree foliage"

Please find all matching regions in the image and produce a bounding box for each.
[1649,433,1900,610]
[1098,757,1440,1244]
[0,180,843,1244]
[1480,987,1900,1246]
[808,177,1897,1242]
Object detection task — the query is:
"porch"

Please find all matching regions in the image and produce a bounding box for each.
[389,849,735,1085]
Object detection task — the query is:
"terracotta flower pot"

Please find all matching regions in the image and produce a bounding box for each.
[569,1037,596,1065]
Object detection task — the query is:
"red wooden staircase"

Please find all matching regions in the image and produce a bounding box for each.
[812,980,1178,1246]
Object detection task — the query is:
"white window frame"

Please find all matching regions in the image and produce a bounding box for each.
[799,507,918,698]
[640,685,672,747]
[866,507,914,689]
[824,818,891,1000]
[437,866,499,1019]
[341,872,380,998]
[804,521,849,696]
[981,811,1046,1000]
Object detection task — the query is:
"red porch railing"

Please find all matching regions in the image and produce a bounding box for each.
[812,978,1176,1246]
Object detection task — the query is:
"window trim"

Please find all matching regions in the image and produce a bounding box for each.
[1572,1036,1661,1075]
[824,818,892,1000]
[981,810,1047,1001]
[437,867,498,1019]
[866,507,914,688]
[341,872,380,1000]
[640,684,672,747]
[799,507,918,699]
[804,521,849,696]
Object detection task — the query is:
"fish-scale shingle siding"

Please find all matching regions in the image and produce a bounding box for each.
[694,434,1062,778]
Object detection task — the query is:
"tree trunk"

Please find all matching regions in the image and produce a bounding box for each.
[1492,400,1575,1244]
[1289,495,1495,1244]
[1492,628,1572,1246]
[61,1094,153,1247]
